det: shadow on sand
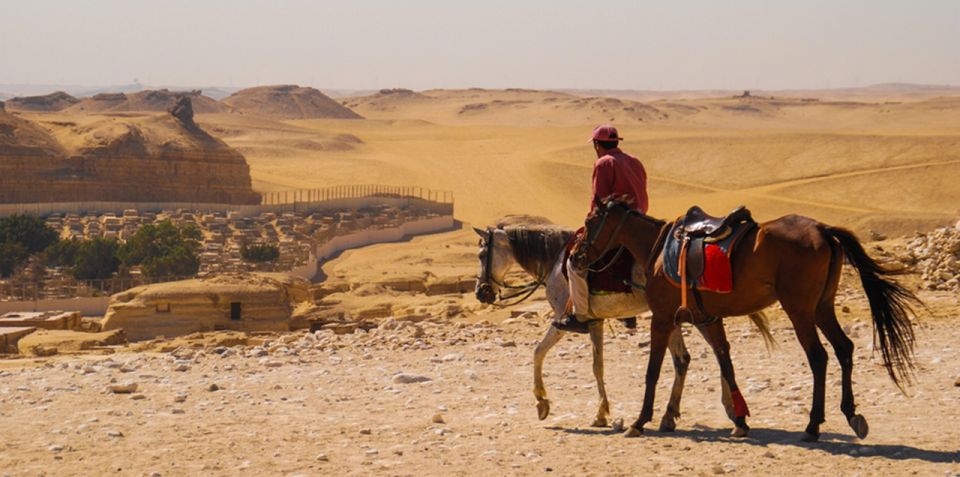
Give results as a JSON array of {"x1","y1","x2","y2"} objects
[{"x1": 548, "y1": 424, "x2": 959, "y2": 464}]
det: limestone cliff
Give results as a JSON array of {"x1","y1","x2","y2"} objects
[
  {"x1": 0, "y1": 97, "x2": 260, "y2": 204},
  {"x1": 101, "y1": 273, "x2": 310, "y2": 341}
]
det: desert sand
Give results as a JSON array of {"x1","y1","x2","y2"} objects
[{"x1": 1, "y1": 86, "x2": 959, "y2": 475}]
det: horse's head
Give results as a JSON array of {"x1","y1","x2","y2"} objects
[
  {"x1": 571, "y1": 195, "x2": 634, "y2": 270},
  {"x1": 473, "y1": 226, "x2": 514, "y2": 304}
]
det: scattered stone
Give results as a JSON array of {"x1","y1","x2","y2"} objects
[
  {"x1": 432, "y1": 413, "x2": 445, "y2": 424},
  {"x1": 171, "y1": 408, "x2": 185, "y2": 415},
  {"x1": 359, "y1": 428, "x2": 372, "y2": 435},
  {"x1": 130, "y1": 393, "x2": 146, "y2": 400},
  {"x1": 316, "y1": 453, "x2": 328, "y2": 462},
  {"x1": 174, "y1": 393, "x2": 188, "y2": 403},
  {"x1": 48, "y1": 444, "x2": 64, "y2": 452},
  {"x1": 954, "y1": 377, "x2": 960, "y2": 387},
  {"x1": 109, "y1": 382, "x2": 138, "y2": 394},
  {"x1": 712, "y1": 464, "x2": 726, "y2": 475},
  {"x1": 393, "y1": 373, "x2": 432, "y2": 384},
  {"x1": 107, "y1": 430, "x2": 124, "y2": 438},
  {"x1": 611, "y1": 418, "x2": 625, "y2": 433},
  {"x1": 207, "y1": 383, "x2": 221, "y2": 392}
]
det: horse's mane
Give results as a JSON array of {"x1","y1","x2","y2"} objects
[
  {"x1": 500, "y1": 224, "x2": 575, "y2": 276},
  {"x1": 602, "y1": 195, "x2": 667, "y2": 228}
]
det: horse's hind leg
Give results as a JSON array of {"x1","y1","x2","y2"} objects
[
  {"x1": 816, "y1": 302, "x2": 868, "y2": 439},
  {"x1": 658, "y1": 325, "x2": 691, "y2": 432},
  {"x1": 588, "y1": 321, "x2": 610, "y2": 427},
  {"x1": 534, "y1": 324, "x2": 565, "y2": 420},
  {"x1": 784, "y1": 308, "x2": 829, "y2": 442},
  {"x1": 700, "y1": 321, "x2": 751, "y2": 437}
]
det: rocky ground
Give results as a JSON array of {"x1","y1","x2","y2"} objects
[{"x1": 0, "y1": 285, "x2": 958, "y2": 476}]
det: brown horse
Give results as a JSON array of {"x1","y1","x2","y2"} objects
[{"x1": 572, "y1": 196, "x2": 919, "y2": 441}]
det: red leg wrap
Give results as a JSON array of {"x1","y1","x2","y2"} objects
[{"x1": 731, "y1": 389, "x2": 750, "y2": 417}]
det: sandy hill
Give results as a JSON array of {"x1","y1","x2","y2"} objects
[
  {"x1": 0, "y1": 98, "x2": 259, "y2": 204},
  {"x1": 222, "y1": 85, "x2": 362, "y2": 120},
  {"x1": 66, "y1": 89, "x2": 228, "y2": 114},
  {"x1": 4, "y1": 91, "x2": 79, "y2": 112},
  {"x1": 225, "y1": 88, "x2": 960, "y2": 239},
  {"x1": 344, "y1": 88, "x2": 676, "y2": 126}
]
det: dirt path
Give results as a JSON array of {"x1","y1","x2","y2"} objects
[{"x1": 0, "y1": 289, "x2": 957, "y2": 476}]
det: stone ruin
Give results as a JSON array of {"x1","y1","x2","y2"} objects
[{"x1": 895, "y1": 221, "x2": 960, "y2": 291}]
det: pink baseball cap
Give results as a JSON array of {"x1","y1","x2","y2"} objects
[{"x1": 590, "y1": 124, "x2": 623, "y2": 143}]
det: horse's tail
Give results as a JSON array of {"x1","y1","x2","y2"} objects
[
  {"x1": 747, "y1": 311, "x2": 777, "y2": 353},
  {"x1": 821, "y1": 226, "x2": 919, "y2": 391}
]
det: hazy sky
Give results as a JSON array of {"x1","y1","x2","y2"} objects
[{"x1": 2, "y1": 0, "x2": 958, "y2": 91}]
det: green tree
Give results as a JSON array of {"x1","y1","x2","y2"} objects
[
  {"x1": 72, "y1": 238, "x2": 120, "y2": 280},
  {"x1": 0, "y1": 214, "x2": 59, "y2": 254},
  {"x1": 241, "y1": 243, "x2": 280, "y2": 263},
  {"x1": 44, "y1": 239, "x2": 81, "y2": 268},
  {"x1": 0, "y1": 242, "x2": 29, "y2": 278},
  {"x1": 0, "y1": 214, "x2": 59, "y2": 277},
  {"x1": 118, "y1": 220, "x2": 201, "y2": 279}
]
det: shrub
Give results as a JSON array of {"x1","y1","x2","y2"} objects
[{"x1": 241, "y1": 243, "x2": 280, "y2": 263}]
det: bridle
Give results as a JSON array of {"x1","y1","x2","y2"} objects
[
  {"x1": 477, "y1": 228, "x2": 547, "y2": 307},
  {"x1": 577, "y1": 201, "x2": 631, "y2": 273},
  {"x1": 577, "y1": 200, "x2": 670, "y2": 278}
]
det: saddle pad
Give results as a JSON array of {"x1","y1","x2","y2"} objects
[
  {"x1": 661, "y1": 221, "x2": 753, "y2": 293},
  {"x1": 561, "y1": 228, "x2": 634, "y2": 294}
]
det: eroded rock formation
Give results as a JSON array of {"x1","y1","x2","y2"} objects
[
  {"x1": 101, "y1": 273, "x2": 310, "y2": 341},
  {"x1": 0, "y1": 100, "x2": 260, "y2": 204},
  {"x1": 5, "y1": 91, "x2": 80, "y2": 112},
  {"x1": 223, "y1": 85, "x2": 363, "y2": 119}
]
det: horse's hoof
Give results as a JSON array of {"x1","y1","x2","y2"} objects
[
  {"x1": 801, "y1": 431, "x2": 819, "y2": 443},
  {"x1": 536, "y1": 399, "x2": 550, "y2": 421},
  {"x1": 849, "y1": 414, "x2": 869, "y2": 439},
  {"x1": 592, "y1": 418, "x2": 608, "y2": 428},
  {"x1": 731, "y1": 426, "x2": 749, "y2": 438},
  {"x1": 624, "y1": 426, "x2": 643, "y2": 438},
  {"x1": 658, "y1": 416, "x2": 677, "y2": 433}
]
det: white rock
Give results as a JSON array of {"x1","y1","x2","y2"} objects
[
  {"x1": 316, "y1": 453, "x2": 328, "y2": 462},
  {"x1": 392, "y1": 373, "x2": 432, "y2": 384}
]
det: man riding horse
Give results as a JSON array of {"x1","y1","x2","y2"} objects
[{"x1": 554, "y1": 125, "x2": 649, "y2": 334}]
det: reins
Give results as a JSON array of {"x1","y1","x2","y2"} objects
[{"x1": 480, "y1": 228, "x2": 548, "y2": 308}]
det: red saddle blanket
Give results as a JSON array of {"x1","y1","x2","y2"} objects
[{"x1": 562, "y1": 229, "x2": 634, "y2": 294}]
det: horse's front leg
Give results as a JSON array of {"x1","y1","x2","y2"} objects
[
  {"x1": 658, "y1": 325, "x2": 691, "y2": 432},
  {"x1": 588, "y1": 320, "x2": 609, "y2": 427},
  {"x1": 626, "y1": 314, "x2": 672, "y2": 437},
  {"x1": 533, "y1": 322, "x2": 564, "y2": 420},
  {"x1": 700, "y1": 321, "x2": 750, "y2": 437}
]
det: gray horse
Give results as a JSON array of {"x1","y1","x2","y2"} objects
[{"x1": 474, "y1": 224, "x2": 774, "y2": 432}]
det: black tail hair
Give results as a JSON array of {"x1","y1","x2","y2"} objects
[{"x1": 822, "y1": 226, "x2": 919, "y2": 391}]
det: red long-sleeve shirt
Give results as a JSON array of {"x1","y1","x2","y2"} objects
[{"x1": 590, "y1": 148, "x2": 649, "y2": 214}]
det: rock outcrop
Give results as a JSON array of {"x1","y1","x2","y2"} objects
[
  {"x1": 67, "y1": 89, "x2": 228, "y2": 114},
  {"x1": 223, "y1": 85, "x2": 363, "y2": 119},
  {"x1": 896, "y1": 221, "x2": 960, "y2": 291},
  {"x1": 101, "y1": 273, "x2": 311, "y2": 341},
  {"x1": 0, "y1": 102, "x2": 260, "y2": 204},
  {"x1": 5, "y1": 91, "x2": 80, "y2": 112}
]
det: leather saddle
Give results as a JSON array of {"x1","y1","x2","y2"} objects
[
  {"x1": 669, "y1": 205, "x2": 755, "y2": 324},
  {"x1": 673, "y1": 206, "x2": 753, "y2": 282},
  {"x1": 679, "y1": 205, "x2": 753, "y2": 238}
]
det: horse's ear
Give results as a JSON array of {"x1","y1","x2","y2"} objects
[{"x1": 472, "y1": 226, "x2": 487, "y2": 238}]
